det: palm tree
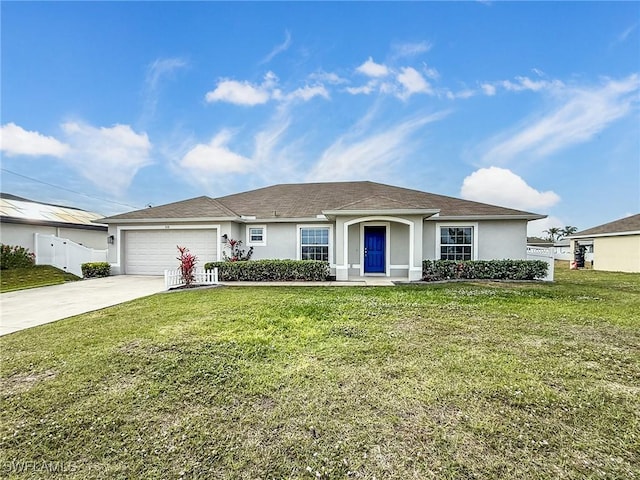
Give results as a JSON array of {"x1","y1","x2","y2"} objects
[
  {"x1": 543, "y1": 227, "x2": 561, "y2": 242},
  {"x1": 561, "y1": 226, "x2": 578, "y2": 238}
]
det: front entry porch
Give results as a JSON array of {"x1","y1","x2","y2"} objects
[{"x1": 333, "y1": 215, "x2": 424, "y2": 282}]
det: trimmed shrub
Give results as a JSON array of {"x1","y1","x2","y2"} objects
[
  {"x1": 0, "y1": 244, "x2": 36, "y2": 269},
  {"x1": 204, "y1": 259, "x2": 330, "y2": 281},
  {"x1": 422, "y1": 259, "x2": 548, "y2": 282},
  {"x1": 81, "y1": 262, "x2": 111, "y2": 278}
]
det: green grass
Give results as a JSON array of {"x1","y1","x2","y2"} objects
[
  {"x1": 0, "y1": 265, "x2": 80, "y2": 293},
  {"x1": 1, "y1": 267, "x2": 638, "y2": 479}
]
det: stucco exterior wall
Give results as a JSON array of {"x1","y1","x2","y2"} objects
[
  {"x1": 593, "y1": 235, "x2": 640, "y2": 273},
  {"x1": 1, "y1": 223, "x2": 106, "y2": 252},
  {"x1": 422, "y1": 222, "x2": 437, "y2": 260},
  {"x1": 246, "y1": 223, "x2": 298, "y2": 260},
  {"x1": 423, "y1": 219, "x2": 528, "y2": 261},
  {"x1": 477, "y1": 220, "x2": 528, "y2": 260}
]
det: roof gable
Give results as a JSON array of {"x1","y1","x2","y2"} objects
[{"x1": 334, "y1": 195, "x2": 424, "y2": 211}]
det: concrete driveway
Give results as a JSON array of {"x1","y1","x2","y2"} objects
[{"x1": 0, "y1": 276, "x2": 165, "y2": 336}]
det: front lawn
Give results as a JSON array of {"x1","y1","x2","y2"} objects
[
  {"x1": 0, "y1": 265, "x2": 80, "y2": 293},
  {"x1": 1, "y1": 268, "x2": 638, "y2": 478}
]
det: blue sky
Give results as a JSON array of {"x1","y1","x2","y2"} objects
[{"x1": 1, "y1": 2, "x2": 638, "y2": 235}]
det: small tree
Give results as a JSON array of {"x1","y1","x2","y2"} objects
[
  {"x1": 177, "y1": 245, "x2": 198, "y2": 286},
  {"x1": 543, "y1": 227, "x2": 562, "y2": 242},
  {"x1": 222, "y1": 238, "x2": 253, "y2": 262},
  {"x1": 561, "y1": 226, "x2": 578, "y2": 238}
]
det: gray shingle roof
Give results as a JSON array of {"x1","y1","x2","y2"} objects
[
  {"x1": 100, "y1": 181, "x2": 544, "y2": 222},
  {"x1": 572, "y1": 214, "x2": 640, "y2": 237},
  {"x1": 215, "y1": 181, "x2": 541, "y2": 218},
  {"x1": 100, "y1": 196, "x2": 237, "y2": 221}
]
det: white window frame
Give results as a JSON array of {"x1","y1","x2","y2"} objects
[
  {"x1": 435, "y1": 223, "x2": 479, "y2": 261},
  {"x1": 246, "y1": 224, "x2": 267, "y2": 247},
  {"x1": 296, "y1": 224, "x2": 333, "y2": 263}
]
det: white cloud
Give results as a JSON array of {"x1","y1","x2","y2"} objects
[
  {"x1": 396, "y1": 67, "x2": 432, "y2": 99},
  {"x1": 307, "y1": 111, "x2": 448, "y2": 182},
  {"x1": 422, "y1": 63, "x2": 440, "y2": 80},
  {"x1": 481, "y1": 83, "x2": 497, "y2": 96},
  {"x1": 345, "y1": 80, "x2": 378, "y2": 96},
  {"x1": 288, "y1": 85, "x2": 330, "y2": 102},
  {"x1": 142, "y1": 57, "x2": 189, "y2": 125},
  {"x1": 460, "y1": 166, "x2": 560, "y2": 211},
  {"x1": 205, "y1": 72, "x2": 278, "y2": 106},
  {"x1": 356, "y1": 57, "x2": 389, "y2": 78},
  {"x1": 260, "y1": 30, "x2": 292, "y2": 64},
  {"x1": 0, "y1": 123, "x2": 69, "y2": 157},
  {"x1": 391, "y1": 41, "x2": 432, "y2": 58},
  {"x1": 614, "y1": 22, "x2": 638, "y2": 45},
  {"x1": 205, "y1": 72, "x2": 327, "y2": 106},
  {"x1": 481, "y1": 74, "x2": 640, "y2": 164},
  {"x1": 309, "y1": 71, "x2": 347, "y2": 84},
  {"x1": 501, "y1": 76, "x2": 564, "y2": 92},
  {"x1": 446, "y1": 88, "x2": 476, "y2": 100},
  {"x1": 60, "y1": 122, "x2": 152, "y2": 195},
  {"x1": 146, "y1": 57, "x2": 188, "y2": 91},
  {"x1": 180, "y1": 130, "x2": 252, "y2": 174}
]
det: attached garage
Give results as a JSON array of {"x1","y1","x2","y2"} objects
[{"x1": 124, "y1": 228, "x2": 218, "y2": 275}]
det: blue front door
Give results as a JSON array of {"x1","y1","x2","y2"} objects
[{"x1": 364, "y1": 226, "x2": 385, "y2": 274}]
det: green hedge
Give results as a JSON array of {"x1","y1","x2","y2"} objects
[
  {"x1": 81, "y1": 262, "x2": 111, "y2": 278},
  {"x1": 204, "y1": 260, "x2": 330, "y2": 281},
  {"x1": 1, "y1": 244, "x2": 36, "y2": 269},
  {"x1": 422, "y1": 259, "x2": 548, "y2": 281}
]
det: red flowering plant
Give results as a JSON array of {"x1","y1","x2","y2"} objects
[
  {"x1": 222, "y1": 238, "x2": 253, "y2": 262},
  {"x1": 177, "y1": 245, "x2": 198, "y2": 286}
]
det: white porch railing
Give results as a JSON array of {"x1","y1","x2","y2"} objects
[
  {"x1": 526, "y1": 246, "x2": 554, "y2": 281},
  {"x1": 34, "y1": 233, "x2": 108, "y2": 277},
  {"x1": 164, "y1": 267, "x2": 219, "y2": 290}
]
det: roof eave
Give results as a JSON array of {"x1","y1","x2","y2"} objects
[
  {"x1": 1, "y1": 216, "x2": 108, "y2": 231},
  {"x1": 322, "y1": 208, "x2": 440, "y2": 219},
  {"x1": 99, "y1": 216, "x2": 240, "y2": 224},
  {"x1": 568, "y1": 230, "x2": 640, "y2": 239},
  {"x1": 426, "y1": 214, "x2": 547, "y2": 221}
]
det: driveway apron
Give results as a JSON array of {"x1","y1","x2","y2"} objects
[{"x1": 0, "y1": 276, "x2": 164, "y2": 336}]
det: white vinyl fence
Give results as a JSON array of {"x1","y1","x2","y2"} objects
[
  {"x1": 526, "y1": 246, "x2": 554, "y2": 281},
  {"x1": 164, "y1": 267, "x2": 219, "y2": 290},
  {"x1": 34, "y1": 233, "x2": 107, "y2": 277}
]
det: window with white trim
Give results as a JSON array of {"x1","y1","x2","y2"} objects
[
  {"x1": 300, "y1": 227, "x2": 329, "y2": 261},
  {"x1": 246, "y1": 225, "x2": 266, "y2": 246},
  {"x1": 440, "y1": 226, "x2": 473, "y2": 260}
]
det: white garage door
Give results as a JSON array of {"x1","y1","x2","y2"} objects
[{"x1": 124, "y1": 229, "x2": 218, "y2": 275}]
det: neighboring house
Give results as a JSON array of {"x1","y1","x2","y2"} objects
[
  {"x1": 99, "y1": 181, "x2": 546, "y2": 280},
  {"x1": 0, "y1": 193, "x2": 108, "y2": 252},
  {"x1": 527, "y1": 237, "x2": 554, "y2": 248},
  {"x1": 568, "y1": 214, "x2": 640, "y2": 273}
]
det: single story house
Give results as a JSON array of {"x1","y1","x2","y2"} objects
[
  {"x1": 99, "y1": 181, "x2": 546, "y2": 280},
  {"x1": 568, "y1": 214, "x2": 640, "y2": 273},
  {"x1": 0, "y1": 193, "x2": 107, "y2": 251}
]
